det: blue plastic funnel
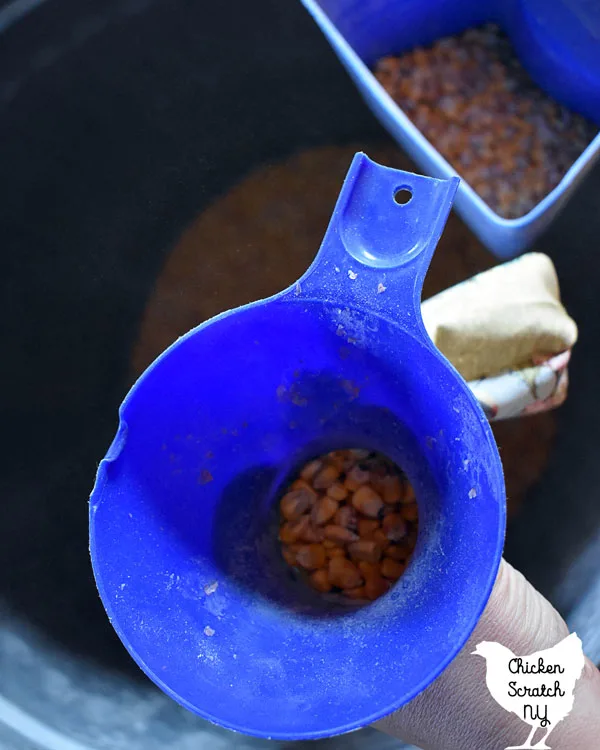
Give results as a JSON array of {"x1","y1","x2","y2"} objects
[{"x1": 89, "y1": 154, "x2": 505, "y2": 740}]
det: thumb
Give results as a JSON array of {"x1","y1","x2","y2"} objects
[{"x1": 375, "y1": 559, "x2": 600, "y2": 749}]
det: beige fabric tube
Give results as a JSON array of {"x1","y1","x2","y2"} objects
[{"x1": 422, "y1": 253, "x2": 578, "y2": 382}]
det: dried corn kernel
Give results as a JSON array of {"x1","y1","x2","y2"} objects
[
  {"x1": 326, "y1": 451, "x2": 347, "y2": 471},
  {"x1": 300, "y1": 459, "x2": 323, "y2": 482},
  {"x1": 345, "y1": 586, "x2": 368, "y2": 600},
  {"x1": 278, "y1": 448, "x2": 418, "y2": 603},
  {"x1": 334, "y1": 504, "x2": 357, "y2": 529},
  {"x1": 344, "y1": 465, "x2": 370, "y2": 491},
  {"x1": 364, "y1": 573, "x2": 390, "y2": 601},
  {"x1": 328, "y1": 556, "x2": 363, "y2": 589},
  {"x1": 297, "y1": 517, "x2": 324, "y2": 543},
  {"x1": 291, "y1": 478, "x2": 315, "y2": 492},
  {"x1": 380, "y1": 475, "x2": 403, "y2": 505},
  {"x1": 280, "y1": 488, "x2": 314, "y2": 521},
  {"x1": 348, "y1": 540, "x2": 383, "y2": 564},
  {"x1": 309, "y1": 568, "x2": 332, "y2": 593},
  {"x1": 371, "y1": 528, "x2": 391, "y2": 551},
  {"x1": 381, "y1": 558, "x2": 406, "y2": 580},
  {"x1": 311, "y1": 495, "x2": 339, "y2": 526},
  {"x1": 323, "y1": 524, "x2": 359, "y2": 544},
  {"x1": 382, "y1": 513, "x2": 407, "y2": 541},
  {"x1": 295, "y1": 543, "x2": 327, "y2": 570},
  {"x1": 279, "y1": 522, "x2": 299, "y2": 544},
  {"x1": 358, "y1": 561, "x2": 379, "y2": 577},
  {"x1": 357, "y1": 518, "x2": 380, "y2": 539},
  {"x1": 351, "y1": 485, "x2": 384, "y2": 518},
  {"x1": 327, "y1": 482, "x2": 349, "y2": 501},
  {"x1": 313, "y1": 464, "x2": 341, "y2": 489}
]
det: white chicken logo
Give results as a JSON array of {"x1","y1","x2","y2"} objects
[{"x1": 472, "y1": 632, "x2": 584, "y2": 749}]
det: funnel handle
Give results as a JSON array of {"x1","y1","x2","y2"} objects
[{"x1": 289, "y1": 153, "x2": 459, "y2": 338}]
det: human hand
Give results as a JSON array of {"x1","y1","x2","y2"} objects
[{"x1": 376, "y1": 559, "x2": 600, "y2": 749}]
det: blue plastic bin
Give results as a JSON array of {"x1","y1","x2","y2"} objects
[{"x1": 301, "y1": 0, "x2": 600, "y2": 258}]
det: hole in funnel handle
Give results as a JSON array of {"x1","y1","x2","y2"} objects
[{"x1": 394, "y1": 187, "x2": 413, "y2": 205}]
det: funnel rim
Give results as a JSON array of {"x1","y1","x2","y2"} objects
[{"x1": 90, "y1": 295, "x2": 506, "y2": 740}]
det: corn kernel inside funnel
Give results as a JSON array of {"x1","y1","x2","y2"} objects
[{"x1": 279, "y1": 449, "x2": 419, "y2": 602}]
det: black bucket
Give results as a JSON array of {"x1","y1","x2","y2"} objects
[{"x1": 1, "y1": 0, "x2": 598, "y2": 748}]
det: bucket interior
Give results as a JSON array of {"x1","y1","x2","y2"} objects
[{"x1": 2, "y1": 0, "x2": 600, "y2": 747}]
